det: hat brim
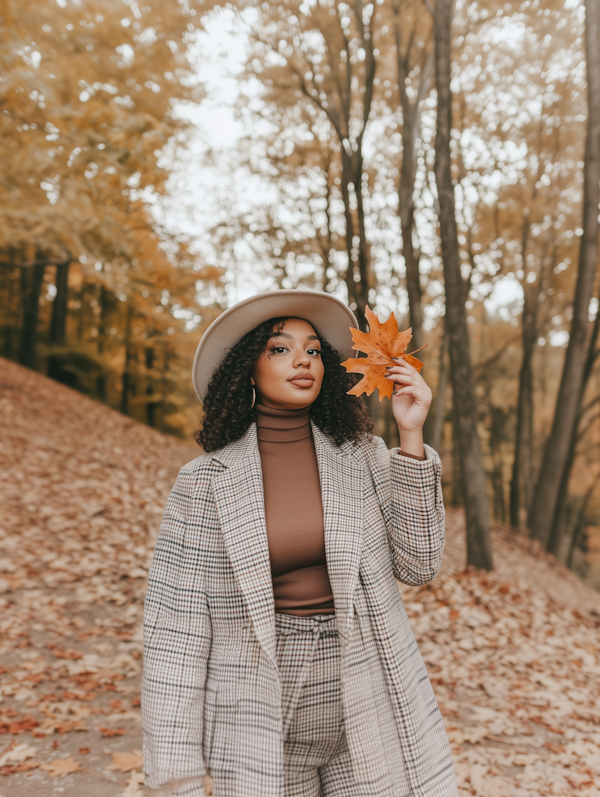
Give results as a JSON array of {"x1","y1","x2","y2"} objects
[{"x1": 192, "y1": 290, "x2": 359, "y2": 401}]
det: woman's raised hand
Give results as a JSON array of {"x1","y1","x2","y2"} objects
[{"x1": 385, "y1": 359, "x2": 432, "y2": 456}]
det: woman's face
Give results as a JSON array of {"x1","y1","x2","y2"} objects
[{"x1": 252, "y1": 318, "x2": 325, "y2": 410}]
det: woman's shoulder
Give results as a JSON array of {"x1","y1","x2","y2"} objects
[
  {"x1": 178, "y1": 451, "x2": 213, "y2": 474},
  {"x1": 173, "y1": 451, "x2": 216, "y2": 489},
  {"x1": 354, "y1": 433, "x2": 387, "y2": 456},
  {"x1": 349, "y1": 434, "x2": 388, "y2": 473}
]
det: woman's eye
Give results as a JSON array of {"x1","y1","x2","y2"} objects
[
  {"x1": 307, "y1": 348, "x2": 321, "y2": 357},
  {"x1": 271, "y1": 346, "x2": 288, "y2": 354}
]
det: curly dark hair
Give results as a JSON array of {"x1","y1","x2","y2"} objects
[{"x1": 196, "y1": 317, "x2": 373, "y2": 452}]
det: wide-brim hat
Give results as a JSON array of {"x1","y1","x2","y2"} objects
[{"x1": 192, "y1": 289, "x2": 358, "y2": 401}]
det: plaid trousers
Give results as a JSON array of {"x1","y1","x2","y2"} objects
[{"x1": 248, "y1": 614, "x2": 409, "y2": 797}]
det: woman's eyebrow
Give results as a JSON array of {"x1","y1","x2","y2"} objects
[{"x1": 270, "y1": 332, "x2": 320, "y2": 342}]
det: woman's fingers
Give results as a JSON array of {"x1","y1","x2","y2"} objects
[
  {"x1": 386, "y1": 364, "x2": 426, "y2": 380},
  {"x1": 391, "y1": 385, "x2": 428, "y2": 400},
  {"x1": 385, "y1": 371, "x2": 430, "y2": 392},
  {"x1": 392, "y1": 357, "x2": 422, "y2": 374},
  {"x1": 385, "y1": 371, "x2": 417, "y2": 383}
]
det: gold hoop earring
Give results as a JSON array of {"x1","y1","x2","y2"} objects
[{"x1": 250, "y1": 386, "x2": 256, "y2": 409}]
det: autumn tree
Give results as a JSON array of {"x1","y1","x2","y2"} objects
[
  {"x1": 385, "y1": 0, "x2": 433, "y2": 351},
  {"x1": 0, "y1": 0, "x2": 223, "y2": 436},
  {"x1": 433, "y1": 0, "x2": 493, "y2": 569},
  {"x1": 529, "y1": 0, "x2": 600, "y2": 550},
  {"x1": 0, "y1": 0, "x2": 202, "y2": 363},
  {"x1": 213, "y1": 0, "x2": 385, "y2": 328}
]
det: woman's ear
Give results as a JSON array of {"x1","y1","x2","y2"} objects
[{"x1": 250, "y1": 377, "x2": 256, "y2": 387}]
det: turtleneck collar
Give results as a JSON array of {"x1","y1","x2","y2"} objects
[{"x1": 255, "y1": 403, "x2": 312, "y2": 443}]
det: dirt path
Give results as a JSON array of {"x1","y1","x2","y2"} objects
[{"x1": 1, "y1": 358, "x2": 600, "y2": 796}]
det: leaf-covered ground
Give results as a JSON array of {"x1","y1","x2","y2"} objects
[{"x1": 1, "y1": 357, "x2": 599, "y2": 796}]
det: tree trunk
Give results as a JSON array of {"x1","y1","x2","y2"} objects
[
  {"x1": 49, "y1": 261, "x2": 70, "y2": 344},
  {"x1": 392, "y1": 1, "x2": 433, "y2": 351},
  {"x1": 567, "y1": 468, "x2": 600, "y2": 569},
  {"x1": 320, "y1": 155, "x2": 335, "y2": 293},
  {"x1": 340, "y1": 158, "x2": 368, "y2": 329},
  {"x1": 430, "y1": 331, "x2": 449, "y2": 451},
  {"x1": 434, "y1": 0, "x2": 493, "y2": 569},
  {"x1": 529, "y1": 0, "x2": 600, "y2": 549},
  {"x1": 451, "y1": 398, "x2": 462, "y2": 507},
  {"x1": 19, "y1": 264, "x2": 46, "y2": 369},
  {"x1": 396, "y1": 77, "x2": 423, "y2": 348},
  {"x1": 159, "y1": 347, "x2": 171, "y2": 433},
  {"x1": 121, "y1": 303, "x2": 133, "y2": 415},
  {"x1": 47, "y1": 260, "x2": 72, "y2": 384},
  {"x1": 547, "y1": 302, "x2": 600, "y2": 555},
  {"x1": 509, "y1": 280, "x2": 537, "y2": 527},
  {"x1": 400, "y1": 176, "x2": 423, "y2": 351},
  {"x1": 489, "y1": 404, "x2": 507, "y2": 522},
  {"x1": 96, "y1": 284, "x2": 108, "y2": 401},
  {"x1": 339, "y1": 147, "x2": 372, "y2": 330},
  {"x1": 1, "y1": 260, "x2": 18, "y2": 359},
  {"x1": 146, "y1": 344, "x2": 159, "y2": 428}
]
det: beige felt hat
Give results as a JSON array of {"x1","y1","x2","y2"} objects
[{"x1": 192, "y1": 289, "x2": 359, "y2": 401}]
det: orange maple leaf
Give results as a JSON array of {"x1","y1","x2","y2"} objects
[
  {"x1": 341, "y1": 306, "x2": 425, "y2": 401},
  {"x1": 40, "y1": 756, "x2": 82, "y2": 778}
]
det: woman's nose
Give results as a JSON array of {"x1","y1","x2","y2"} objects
[{"x1": 294, "y1": 349, "x2": 310, "y2": 367}]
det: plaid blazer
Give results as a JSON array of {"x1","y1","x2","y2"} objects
[{"x1": 142, "y1": 424, "x2": 458, "y2": 797}]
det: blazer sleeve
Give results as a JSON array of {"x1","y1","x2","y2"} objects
[
  {"x1": 142, "y1": 461, "x2": 212, "y2": 796},
  {"x1": 376, "y1": 438, "x2": 446, "y2": 586}
]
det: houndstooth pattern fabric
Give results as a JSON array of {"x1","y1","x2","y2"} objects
[
  {"x1": 276, "y1": 613, "x2": 409, "y2": 797},
  {"x1": 142, "y1": 424, "x2": 458, "y2": 797}
]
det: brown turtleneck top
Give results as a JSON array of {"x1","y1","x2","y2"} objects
[
  {"x1": 255, "y1": 403, "x2": 335, "y2": 616},
  {"x1": 255, "y1": 403, "x2": 425, "y2": 616}
]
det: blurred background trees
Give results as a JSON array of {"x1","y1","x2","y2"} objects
[
  {"x1": 2, "y1": 0, "x2": 600, "y2": 583},
  {"x1": 0, "y1": 0, "x2": 223, "y2": 435}
]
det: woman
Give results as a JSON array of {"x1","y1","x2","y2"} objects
[{"x1": 142, "y1": 290, "x2": 458, "y2": 797}]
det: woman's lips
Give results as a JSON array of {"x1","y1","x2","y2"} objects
[{"x1": 288, "y1": 373, "x2": 314, "y2": 388}]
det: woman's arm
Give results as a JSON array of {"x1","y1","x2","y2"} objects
[
  {"x1": 384, "y1": 441, "x2": 446, "y2": 584},
  {"x1": 142, "y1": 461, "x2": 212, "y2": 796},
  {"x1": 381, "y1": 359, "x2": 445, "y2": 584}
]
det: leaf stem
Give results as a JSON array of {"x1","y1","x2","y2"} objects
[{"x1": 405, "y1": 344, "x2": 428, "y2": 357}]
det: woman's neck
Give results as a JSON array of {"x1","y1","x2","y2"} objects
[{"x1": 255, "y1": 403, "x2": 311, "y2": 442}]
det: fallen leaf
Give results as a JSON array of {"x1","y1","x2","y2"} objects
[
  {"x1": 50, "y1": 648, "x2": 83, "y2": 661},
  {"x1": 121, "y1": 769, "x2": 145, "y2": 796},
  {"x1": 0, "y1": 743, "x2": 37, "y2": 767},
  {"x1": 98, "y1": 726, "x2": 126, "y2": 737},
  {"x1": 40, "y1": 756, "x2": 82, "y2": 777},
  {"x1": 0, "y1": 717, "x2": 39, "y2": 735},
  {"x1": 543, "y1": 742, "x2": 566, "y2": 753},
  {"x1": 341, "y1": 306, "x2": 425, "y2": 401},
  {"x1": 63, "y1": 690, "x2": 96, "y2": 701},
  {"x1": 0, "y1": 760, "x2": 41, "y2": 775},
  {"x1": 110, "y1": 749, "x2": 143, "y2": 772}
]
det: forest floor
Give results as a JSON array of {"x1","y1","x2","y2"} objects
[{"x1": 1, "y1": 357, "x2": 600, "y2": 797}]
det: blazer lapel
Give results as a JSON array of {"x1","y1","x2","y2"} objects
[
  {"x1": 311, "y1": 425, "x2": 364, "y2": 642},
  {"x1": 210, "y1": 425, "x2": 277, "y2": 668}
]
